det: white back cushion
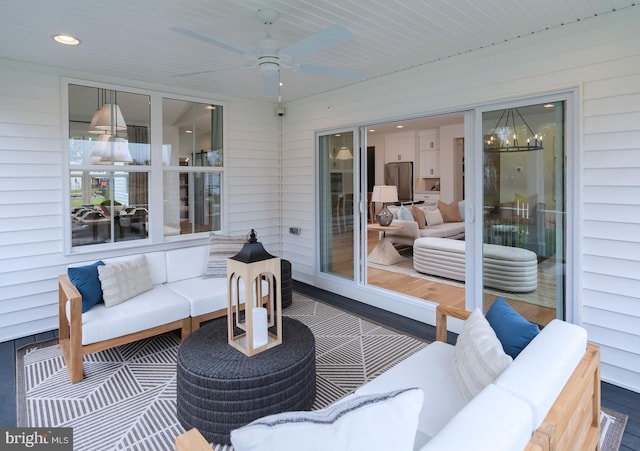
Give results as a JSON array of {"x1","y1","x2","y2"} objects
[
  {"x1": 165, "y1": 245, "x2": 209, "y2": 283},
  {"x1": 494, "y1": 319, "x2": 587, "y2": 430}
]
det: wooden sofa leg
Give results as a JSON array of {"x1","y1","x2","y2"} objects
[
  {"x1": 181, "y1": 318, "x2": 192, "y2": 341},
  {"x1": 69, "y1": 347, "x2": 84, "y2": 384},
  {"x1": 60, "y1": 337, "x2": 84, "y2": 384},
  {"x1": 190, "y1": 317, "x2": 201, "y2": 335}
]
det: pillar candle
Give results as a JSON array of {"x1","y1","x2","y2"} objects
[{"x1": 252, "y1": 307, "x2": 268, "y2": 348}]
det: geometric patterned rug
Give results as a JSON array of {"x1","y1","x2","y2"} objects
[{"x1": 16, "y1": 293, "x2": 429, "y2": 450}]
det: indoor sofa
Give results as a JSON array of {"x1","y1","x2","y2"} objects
[
  {"x1": 176, "y1": 303, "x2": 600, "y2": 451},
  {"x1": 385, "y1": 202, "x2": 465, "y2": 247},
  {"x1": 58, "y1": 243, "x2": 270, "y2": 383}
]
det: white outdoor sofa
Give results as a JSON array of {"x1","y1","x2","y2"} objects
[
  {"x1": 177, "y1": 304, "x2": 600, "y2": 451},
  {"x1": 58, "y1": 244, "x2": 261, "y2": 383}
]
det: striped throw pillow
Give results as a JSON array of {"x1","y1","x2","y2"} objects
[{"x1": 203, "y1": 235, "x2": 247, "y2": 278}]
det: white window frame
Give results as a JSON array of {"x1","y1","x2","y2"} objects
[{"x1": 62, "y1": 79, "x2": 227, "y2": 254}]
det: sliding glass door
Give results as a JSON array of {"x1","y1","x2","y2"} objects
[
  {"x1": 481, "y1": 100, "x2": 567, "y2": 324},
  {"x1": 315, "y1": 97, "x2": 573, "y2": 327},
  {"x1": 319, "y1": 130, "x2": 358, "y2": 280}
]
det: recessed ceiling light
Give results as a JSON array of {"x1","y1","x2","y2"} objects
[
  {"x1": 368, "y1": 129, "x2": 375, "y2": 133},
  {"x1": 53, "y1": 34, "x2": 80, "y2": 45},
  {"x1": 205, "y1": 105, "x2": 216, "y2": 110},
  {"x1": 279, "y1": 81, "x2": 284, "y2": 87},
  {"x1": 543, "y1": 103, "x2": 555, "y2": 108},
  {"x1": 185, "y1": 130, "x2": 193, "y2": 134},
  {"x1": 396, "y1": 125, "x2": 404, "y2": 129}
]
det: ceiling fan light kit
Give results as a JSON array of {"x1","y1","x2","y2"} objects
[{"x1": 171, "y1": 9, "x2": 366, "y2": 98}]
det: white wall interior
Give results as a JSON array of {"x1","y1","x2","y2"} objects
[{"x1": 281, "y1": 8, "x2": 640, "y2": 393}]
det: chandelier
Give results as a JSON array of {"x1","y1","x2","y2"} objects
[{"x1": 484, "y1": 108, "x2": 543, "y2": 153}]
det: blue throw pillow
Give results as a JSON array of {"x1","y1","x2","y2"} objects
[
  {"x1": 67, "y1": 261, "x2": 105, "y2": 313},
  {"x1": 485, "y1": 297, "x2": 539, "y2": 359}
]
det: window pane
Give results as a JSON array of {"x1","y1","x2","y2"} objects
[
  {"x1": 163, "y1": 171, "x2": 220, "y2": 236},
  {"x1": 162, "y1": 98, "x2": 223, "y2": 237},
  {"x1": 68, "y1": 84, "x2": 150, "y2": 166},
  {"x1": 161, "y1": 99, "x2": 223, "y2": 167},
  {"x1": 70, "y1": 170, "x2": 149, "y2": 246}
]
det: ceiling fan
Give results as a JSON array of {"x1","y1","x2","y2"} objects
[{"x1": 171, "y1": 9, "x2": 366, "y2": 97}]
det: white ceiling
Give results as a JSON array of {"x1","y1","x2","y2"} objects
[{"x1": 1, "y1": 1, "x2": 635, "y2": 103}]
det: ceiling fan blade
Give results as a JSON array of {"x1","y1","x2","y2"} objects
[
  {"x1": 170, "y1": 27, "x2": 253, "y2": 59},
  {"x1": 172, "y1": 64, "x2": 256, "y2": 78},
  {"x1": 296, "y1": 63, "x2": 366, "y2": 80},
  {"x1": 261, "y1": 69, "x2": 280, "y2": 97},
  {"x1": 279, "y1": 24, "x2": 353, "y2": 61}
]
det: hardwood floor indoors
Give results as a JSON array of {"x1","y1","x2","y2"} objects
[{"x1": 365, "y1": 230, "x2": 556, "y2": 326}]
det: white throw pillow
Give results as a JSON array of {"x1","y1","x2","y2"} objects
[
  {"x1": 397, "y1": 205, "x2": 414, "y2": 221},
  {"x1": 454, "y1": 308, "x2": 512, "y2": 401},
  {"x1": 425, "y1": 208, "x2": 444, "y2": 226},
  {"x1": 230, "y1": 388, "x2": 423, "y2": 451},
  {"x1": 98, "y1": 255, "x2": 153, "y2": 308}
]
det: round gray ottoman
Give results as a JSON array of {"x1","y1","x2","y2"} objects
[{"x1": 176, "y1": 316, "x2": 316, "y2": 445}]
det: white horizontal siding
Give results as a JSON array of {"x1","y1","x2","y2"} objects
[
  {"x1": 282, "y1": 7, "x2": 640, "y2": 391},
  {"x1": 0, "y1": 61, "x2": 280, "y2": 342}
]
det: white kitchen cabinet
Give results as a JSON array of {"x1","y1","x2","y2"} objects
[
  {"x1": 414, "y1": 192, "x2": 440, "y2": 204},
  {"x1": 419, "y1": 130, "x2": 440, "y2": 177},
  {"x1": 420, "y1": 150, "x2": 440, "y2": 177},
  {"x1": 384, "y1": 131, "x2": 417, "y2": 163}
]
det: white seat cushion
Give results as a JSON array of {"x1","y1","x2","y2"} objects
[
  {"x1": 352, "y1": 341, "x2": 467, "y2": 446},
  {"x1": 68, "y1": 284, "x2": 190, "y2": 345},
  {"x1": 420, "y1": 384, "x2": 533, "y2": 451},
  {"x1": 166, "y1": 277, "x2": 228, "y2": 317},
  {"x1": 167, "y1": 277, "x2": 270, "y2": 317},
  {"x1": 418, "y1": 223, "x2": 465, "y2": 239}
]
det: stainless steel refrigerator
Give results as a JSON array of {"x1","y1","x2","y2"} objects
[{"x1": 384, "y1": 162, "x2": 413, "y2": 203}]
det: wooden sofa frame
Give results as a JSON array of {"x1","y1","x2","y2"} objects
[
  {"x1": 176, "y1": 304, "x2": 601, "y2": 451},
  {"x1": 437, "y1": 305, "x2": 601, "y2": 451},
  {"x1": 58, "y1": 275, "x2": 192, "y2": 384}
]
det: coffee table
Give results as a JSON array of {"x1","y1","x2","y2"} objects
[{"x1": 176, "y1": 316, "x2": 316, "y2": 445}]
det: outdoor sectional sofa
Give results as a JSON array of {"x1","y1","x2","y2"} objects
[
  {"x1": 177, "y1": 303, "x2": 600, "y2": 451},
  {"x1": 58, "y1": 242, "x2": 276, "y2": 383}
]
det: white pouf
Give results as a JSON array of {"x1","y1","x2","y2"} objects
[{"x1": 413, "y1": 237, "x2": 538, "y2": 292}]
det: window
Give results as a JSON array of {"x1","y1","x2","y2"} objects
[
  {"x1": 67, "y1": 83, "x2": 223, "y2": 250},
  {"x1": 162, "y1": 98, "x2": 223, "y2": 237}
]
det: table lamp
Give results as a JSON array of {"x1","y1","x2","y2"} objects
[{"x1": 372, "y1": 185, "x2": 398, "y2": 226}]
